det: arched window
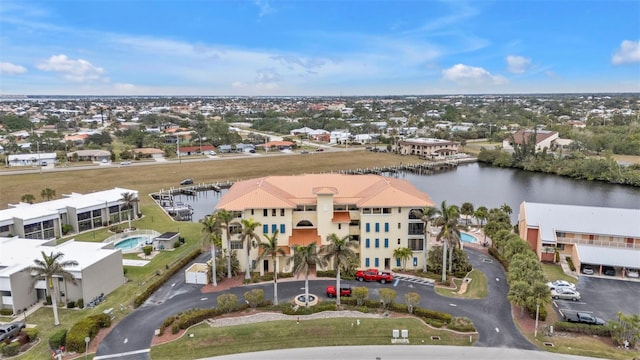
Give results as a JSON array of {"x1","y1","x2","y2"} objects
[{"x1": 296, "y1": 220, "x2": 314, "y2": 227}]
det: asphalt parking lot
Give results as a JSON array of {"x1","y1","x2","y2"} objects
[{"x1": 552, "y1": 276, "x2": 640, "y2": 322}]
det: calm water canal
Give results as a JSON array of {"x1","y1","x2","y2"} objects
[{"x1": 175, "y1": 163, "x2": 640, "y2": 223}]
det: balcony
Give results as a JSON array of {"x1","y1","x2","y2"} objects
[{"x1": 557, "y1": 237, "x2": 640, "y2": 249}]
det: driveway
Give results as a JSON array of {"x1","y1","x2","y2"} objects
[
  {"x1": 96, "y1": 248, "x2": 535, "y2": 359},
  {"x1": 553, "y1": 276, "x2": 640, "y2": 321}
]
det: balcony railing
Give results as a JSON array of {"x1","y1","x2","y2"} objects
[{"x1": 557, "y1": 236, "x2": 640, "y2": 249}]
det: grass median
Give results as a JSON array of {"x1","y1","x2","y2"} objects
[{"x1": 150, "y1": 317, "x2": 475, "y2": 359}]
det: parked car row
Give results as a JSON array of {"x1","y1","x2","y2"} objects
[
  {"x1": 326, "y1": 268, "x2": 394, "y2": 298},
  {"x1": 580, "y1": 264, "x2": 638, "y2": 278}
]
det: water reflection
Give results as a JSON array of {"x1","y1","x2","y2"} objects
[{"x1": 173, "y1": 163, "x2": 640, "y2": 223}]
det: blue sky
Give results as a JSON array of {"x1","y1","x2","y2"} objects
[{"x1": 1, "y1": 0, "x2": 639, "y2": 96}]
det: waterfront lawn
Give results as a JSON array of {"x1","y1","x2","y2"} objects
[
  {"x1": 150, "y1": 317, "x2": 475, "y2": 359},
  {"x1": 434, "y1": 270, "x2": 488, "y2": 299}
]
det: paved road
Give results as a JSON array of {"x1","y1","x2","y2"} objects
[
  {"x1": 95, "y1": 248, "x2": 535, "y2": 360},
  {"x1": 202, "y1": 345, "x2": 602, "y2": 360}
]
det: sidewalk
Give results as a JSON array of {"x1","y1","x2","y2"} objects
[{"x1": 201, "y1": 272, "x2": 333, "y2": 294}]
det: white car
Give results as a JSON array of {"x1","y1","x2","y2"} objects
[
  {"x1": 551, "y1": 288, "x2": 581, "y2": 301},
  {"x1": 625, "y1": 268, "x2": 639, "y2": 278},
  {"x1": 546, "y1": 280, "x2": 576, "y2": 291}
]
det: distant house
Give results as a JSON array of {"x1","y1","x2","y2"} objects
[
  {"x1": 397, "y1": 138, "x2": 458, "y2": 158},
  {"x1": 502, "y1": 129, "x2": 559, "y2": 152},
  {"x1": 7, "y1": 153, "x2": 57, "y2": 167},
  {"x1": 67, "y1": 150, "x2": 111, "y2": 162},
  {"x1": 261, "y1": 141, "x2": 295, "y2": 151},
  {"x1": 218, "y1": 144, "x2": 233, "y2": 153}
]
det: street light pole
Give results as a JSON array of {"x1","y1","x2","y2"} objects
[{"x1": 534, "y1": 301, "x2": 540, "y2": 337}]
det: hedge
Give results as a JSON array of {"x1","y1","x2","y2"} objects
[
  {"x1": 23, "y1": 327, "x2": 38, "y2": 342},
  {"x1": 553, "y1": 321, "x2": 611, "y2": 337},
  {"x1": 66, "y1": 314, "x2": 111, "y2": 353},
  {"x1": 134, "y1": 248, "x2": 202, "y2": 308},
  {"x1": 1, "y1": 342, "x2": 20, "y2": 357},
  {"x1": 48, "y1": 329, "x2": 67, "y2": 350}
]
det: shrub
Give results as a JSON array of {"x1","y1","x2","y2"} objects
[
  {"x1": 46, "y1": 295, "x2": 52, "y2": 305},
  {"x1": 134, "y1": 248, "x2": 201, "y2": 307},
  {"x1": 447, "y1": 317, "x2": 476, "y2": 332},
  {"x1": 378, "y1": 288, "x2": 397, "y2": 309},
  {"x1": 316, "y1": 270, "x2": 336, "y2": 278},
  {"x1": 352, "y1": 286, "x2": 369, "y2": 306},
  {"x1": 0, "y1": 308, "x2": 12, "y2": 316},
  {"x1": 61, "y1": 224, "x2": 73, "y2": 235},
  {"x1": 49, "y1": 329, "x2": 67, "y2": 350},
  {"x1": 413, "y1": 308, "x2": 453, "y2": 323},
  {"x1": 67, "y1": 300, "x2": 76, "y2": 309},
  {"x1": 159, "y1": 316, "x2": 176, "y2": 335},
  {"x1": 171, "y1": 323, "x2": 180, "y2": 334},
  {"x1": 554, "y1": 321, "x2": 611, "y2": 337},
  {"x1": 566, "y1": 256, "x2": 576, "y2": 271},
  {"x1": 1, "y1": 342, "x2": 20, "y2": 357},
  {"x1": 244, "y1": 289, "x2": 264, "y2": 308},
  {"x1": 76, "y1": 298, "x2": 84, "y2": 309},
  {"x1": 65, "y1": 314, "x2": 111, "y2": 353},
  {"x1": 173, "y1": 240, "x2": 182, "y2": 248},
  {"x1": 142, "y1": 245, "x2": 153, "y2": 256},
  {"x1": 23, "y1": 327, "x2": 38, "y2": 342},
  {"x1": 217, "y1": 293, "x2": 238, "y2": 313}
]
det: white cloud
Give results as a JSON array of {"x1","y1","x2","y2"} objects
[
  {"x1": 254, "y1": 0, "x2": 275, "y2": 18},
  {"x1": 442, "y1": 64, "x2": 507, "y2": 85},
  {"x1": 506, "y1": 55, "x2": 531, "y2": 74},
  {"x1": 612, "y1": 40, "x2": 640, "y2": 65},
  {"x1": 36, "y1": 54, "x2": 105, "y2": 82},
  {"x1": 0, "y1": 62, "x2": 28, "y2": 75}
]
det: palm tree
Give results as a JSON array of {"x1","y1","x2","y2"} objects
[
  {"x1": 288, "y1": 242, "x2": 325, "y2": 307},
  {"x1": 120, "y1": 192, "x2": 138, "y2": 229},
  {"x1": 434, "y1": 201, "x2": 466, "y2": 282},
  {"x1": 474, "y1": 206, "x2": 489, "y2": 228},
  {"x1": 320, "y1": 234, "x2": 357, "y2": 306},
  {"x1": 29, "y1": 251, "x2": 78, "y2": 326},
  {"x1": 21, "y1": 194, "x2": 36, "y2": 204},
  {"x1": 200, "y1": 214, "x2": 220, "y2": 287},
  {"x1": 501, "y1": 203, "x2": 513, "y2": 216},
  {"x1": 215, "y1": 209, "x2": 236, "y2": 279},
  {"x1": 411, "y1": 206, "x2": 439, "y2": 272},
  {"x1": 393, "y1": 247, "x2": 413, "y2": 272},
  {"x1": 460, "y1": 202, "x2": 474, "y2": 225},
  {"x1": 256, "y1": 230, "x2": 285, "y2": 305},
  {"x1": 240, "y1": 218, "x2": 261, "y2": 280},
  {"x1": 40, "y1": 188, "x2": 56, "y2": 201}
]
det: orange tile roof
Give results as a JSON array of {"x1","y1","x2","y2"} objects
[
  {"x1": 216, "y1": 174, "x2": 433, "y2": 211},
  {"x1": 289, "y1": 229, "x2": 320, "y2": 246},
  {"x1": 332, "y1": 211, "x2": 351, "y2": 223}
]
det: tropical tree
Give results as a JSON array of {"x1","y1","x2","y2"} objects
[
  {"x1": 240, "y1": 218, "x2": 262, "y2": 280},
  {"x1": 200, "y1": 214, "x2": 220, "y2": 287},
  {"x1": 21, "y1": 193, "x2": 35, "y2": 204},
  {"x1": 29, "y1": 251, "x2": 78, "y2": 326},
  {"x1": 288, "y1": 242, "x2": 326, "y2": 307},
  {"x1": 40, "y1": 188, "x2": 56, "y2": 201},
  {"x1": 120, "y1": 192, "x2": 138, "y2": 229},
  {"x1": 256, "y1": 230, "x2": 285, "y2": 305},
  {"x1": 215, "y1": 209, "x2": 236, "y2": 279},
  {"x1": 500, "y1": 203, "x2": 513, "y2": 216},
  {"x1": 320, "y1": 233, "x2": 357, "y2": 305},
  {"x1": 460, "y1": 202, "x2": 474, "y2": 225},
  {"x1": 474, "y1": 206, "x2": 489, "y2": 228},
  {"x1": 393, "y1": 247, "x2": 413, "y2": 272},
  {"x1": 434, "y1": 201, "x2": 466, "y2": 282},
  {"x1": 411, "y1": 206, "x2": 439, "y2": 272}
]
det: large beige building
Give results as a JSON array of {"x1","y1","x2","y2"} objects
[
  {"x1": 215, "y1": 174, "x2": 435, "y2": 274},
  {"x1": 0, "y1": 237, "x2": 124, "y2": 314},
  {"x1": 397, "y1": 138, "x2": 458, "y2": 158}
]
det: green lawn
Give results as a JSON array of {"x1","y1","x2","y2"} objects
[
  {"x1": 541, "y1": 263, "x2": 577, "y2": 284},
  {"x1": 434, "y1": 270, "x2": 488, "y2": 299},
  {"x1": 150, "y1": 317, "x2": 476, "y2": 359}
]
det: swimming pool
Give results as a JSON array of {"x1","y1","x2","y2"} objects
[
  {"x1": 460, "y1": 232, "x2": 478, "y2": 243},
  {"x1": 114, "y1": 235, "x2": 152, "y2": 252}
]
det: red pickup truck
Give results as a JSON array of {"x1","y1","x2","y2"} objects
[
  {"x1": 326, "y1": 285, "x2": 352, "y2": 297},
  {"x1": 355, "y1": 268, "x2": 394, "y2": 283}
]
